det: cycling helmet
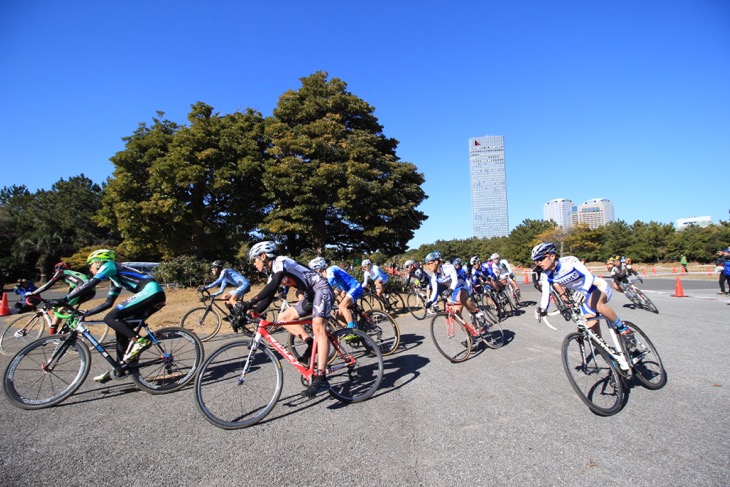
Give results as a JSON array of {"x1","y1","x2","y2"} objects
[
  {"x1": 453, "y1": 258, "x2": 462, "y2": 266},
  {"x1": 249, "y1": 241, "x2": 277, "y2": 261},
  {"x1": 404, "y1": 260, "x2": 415, "y2": 267},
  {"x1": 54, "y1": 262, "x2": 70, "y2": 270},
  {"x1": 86, "y1": 249, "x2": 116, "y2": 265},
  {"x1": 361, "y1": 259, "x2": 372, "y2": 267},
  {"x1": 308, "y1": 257, "x2": 328, "y2": 270},
  {"x1": 424, "y1": 251, "x2": 441, "y2": 263},
  {"x1": 490, "y1": 253, "x2": 500, "y2": 260},
  {"x1": 531, "y1": 242, "x2": 557, "y2": 261},
  {"x1": 211, "y1": 260, "x2": 224, "y2": 269},
  {"x1": 469, "y1": 256, "x2": 480, "y2": 265}
]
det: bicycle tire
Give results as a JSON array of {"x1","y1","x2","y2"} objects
[
  {"x1": 327, "y1": 328, "x2": 383, "y2": 403},
  {"x1": 634, "y1": 289, "x2": 659, "y2": 314},
  {"x1": 623, "y1": 322, "x2": 666, "y2": 390},
  {"x1": 179, "y1": 306, "x2": 222, "y2": 342},
  {"x1": 130, "y1": 327, "x2": 204, "y2": 394},
  {"x1": 430, "y1": 312, "x2": 471, "y2": 363},
  {"x1": 3, "y1": 335, "x2": 90, "y2": 410},
  {"x1": 385, "y1": 292, "x2": 406, "y2": 315},
  {"x1": 286, "y1": 321, "x2": 338, "y2": 365},
  {"x1": 195, "y1": 340, "x2": 283, "y2": 429},
  {"x1": 406, "y1": 290, "x2": 427, "y2": 320},
  {"x1": 362, "y1": 293, "x2": 386, "y2": 311},
  {"x1": 504, "y1": 287, "x2": 518, "y2": 312},
  {"x1": 360, "y1": 310, "x2": 400, "y2": 356},
  {"x1": 561, "y1": 332, "x2": 626, "y2": 416},
  {"x1": 0, "y1": 313, "x2": 45, "y2": 356}
]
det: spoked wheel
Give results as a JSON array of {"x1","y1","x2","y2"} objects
[
  {"x1": 430, "y1": 312, "x2": 471, "y2": 363},
  {"x1": 287, "y1": 322, "x2": 338, "y2": 365},
  {"x1": 359, "y1": 310, "x2": 400, "y2": 356},
  {"x1": 624, "y1": 322, "x2": 666, "y2": 390},
  {"x1": 634, "y1": 289, "x2": 659, "y2": 314},
  {"x1": 384, "y1": 293, "x2": 406, "y2": 315},
  {"x1": 3, "y1": 335, "x2": 90, "y2": 409},
  {"x1": 195, "y1": 340, "x2": 283, "y2": 429},
  {"x1": 130, "y1": 327, "x2": 204, "y2": 394},
  {"x1": 562, "y1": 332, "x2": 626, "y2": 416},
  {"x1": 406, "y1": 291, "x2": 427, "y2": 320},
  {"x1": 179, "y1": 306, "x2": 222, "y2": 342},
  {"x1": 327, "y1": 328, "x2": 384, "y2": 403},
  {"x1": 0, "y1": 313, "x2": 45, "y2": 356}
]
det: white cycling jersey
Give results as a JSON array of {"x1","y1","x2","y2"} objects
[{"x1": 539, "y1": 256, "x2": 611, "y2": 311}]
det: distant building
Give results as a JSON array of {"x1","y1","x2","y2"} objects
[
  {"x1": 469, "y1": 135, "x2": 508, "y2": 238},
  {"x1": 676, "y1": 216, "x2": 711, "y2": 230},
  {"x1": 571, "y1": 198, "x2": 615, "y2": 229},
  {"x1": 544, "y1": 198, "x2": 576, "y2": 231}
]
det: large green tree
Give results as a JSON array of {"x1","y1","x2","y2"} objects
[
  {"x1": 263, "y1": 71, "x2": 427, "y2": 256},
  {"x1": 98, "y1": 105, "x2": 269, "y2": 260}
]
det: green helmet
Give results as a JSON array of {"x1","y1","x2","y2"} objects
[{"x1": 86, "y1": 249, "x2": 116, "y2": 265}]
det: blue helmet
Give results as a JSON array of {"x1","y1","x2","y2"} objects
[
  {"x1": 531, "y1": 242, "x2": 558, "y2": 261},
  {"x1": 424, "y1": 251, "x2": 441, "y2": 263}
]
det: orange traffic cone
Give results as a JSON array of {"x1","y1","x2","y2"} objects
[
  {"x1": 671, "y1": 277, "x2": 687, "y2": 298},
  {"x1": 523, "y1": 272, "x2": 529, "y2": 284},
  {"x1": 0, "y1": 293, "x2": 10, "y2": 316}
]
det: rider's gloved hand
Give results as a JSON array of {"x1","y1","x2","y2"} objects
[
  {"x1": 536, "y1": 307, "x2": 547, "y2": 317},
  {"x1": 197, "y1": 285, "x2": 206, "y2": 293},
  {"x1": 425, "y1": 301, "x2": 433, "y2": 309},
  {"x1": 639, "y1": 277, "x2": 644, "y2": 283},
  {"x1": 238, "y1": 301, "x2": 252, "y2": 312}
]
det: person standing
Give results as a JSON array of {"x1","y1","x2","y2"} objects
[{"x1": 680, "y1": 255, "x2": 688, "y2": 274}]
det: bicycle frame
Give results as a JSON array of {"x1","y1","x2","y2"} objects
[
  {"x1": 241, "y1": 317, "x2": 355, "y2": 384},
  {"x1": 443, "y1": 302, "x2": 480, "y2": 337}
]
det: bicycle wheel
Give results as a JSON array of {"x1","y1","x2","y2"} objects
[
  {"x1": 479, "y1": 304, "x2": 499, "y2": 326},
  {"x1": 195, "y1": 340, "x2": 283, "y2": 429},
  {"x1": 286, "y1": 322, "x2": 338, "y2": 365},
  {"x1": 504, "y1": 287, "x2": 518, "y2": 312},
  {"x1": 362, "y1": 293, "x2": 385, "y2": 311},
  {"x1": 634, "y1": 289, "x2": 659, "y2": 314},
  {"x1": 0, "y1": 313, "x2": 45, "y2": 356},
  {"x1": 478, "y1": 309, "x2": 505, "y2": 350},
  {"x1": 385, "y1": 293, "x2": 406, "y2": 315},
  {"x1": 430, "y1": 312, "x2": 471, "y2": 363},
  {"x1": 129, "y1": 327, "x2": 204, "y2": 394},
  {"x1": 360, "y1": 310, "x2": 400, "y2": 356},
  {"x1": 562, "y1": 332, "x2": 626, "y2": 416},
  {"x1": 179, "y1": 306, "x2": 222, "y2": 342},
  {"x1": 624, "y1": 322, "x2": 666, "y2": 390},
  {"x1": 327, "y1": 328, "x2": 383, "y2": 403},
  {"x1": 406, "y1": 291, "x2": 427, "y2": 320},
  {"x1": 3, "y1": 335, "x2": 90, "y2": 409}
]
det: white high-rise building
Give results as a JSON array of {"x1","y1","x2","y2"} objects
[
  {"x1": 469, "y1": 135, "x2": 508, "y2": 238},
  {"x1": 544, "y1": 198, "x2": 576, "y2": 231},
  {"x1": 572, "y1": 198, "x2": 615, "y2": 228}
]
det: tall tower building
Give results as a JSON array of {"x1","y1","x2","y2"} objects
[
  {"x1": 544, "y1": 198, "x2": 576, "y2": 231},
  {"x1": 469, "y1": 135, "x2": 508, "y2": 238}
]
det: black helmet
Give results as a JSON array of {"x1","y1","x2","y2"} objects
[{"x1": 211, "y1": 260, "x2": 224, "y2": 269}]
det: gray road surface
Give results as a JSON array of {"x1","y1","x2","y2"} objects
[{"x1": 0, "y1": 279, "x2": 728, "y2": 486}]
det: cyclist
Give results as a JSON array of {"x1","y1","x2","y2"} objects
[
  {"x1": 490, "y1": 253, "x2": 521, "y2": 296},
  {"x1": 532, "y1": 242, "x2": 635, "y2": 347},
  {"x1": 240, "y1": 241, "x2": 334, "y2": 398},
  {"x1": 424, "y1": 251, "x2": 485, "y2": 325},
  {"x1": 198, "y1": 260, "x2": 251, "y2": 330},
  {"x1": 404, "y1": 260, "x2": 429, "y2": 291},
  {"x1": 28, "y1": 262, "x2": 95, "y2": 334},
  {"x1": 54, "y1": 249, "x2": 167, "y2": 384},
  {"x1": 609, "y1": 256, "x2": 640, "y2": 293},
  {"x1": 361, "y1": 259, "x2": 389, "y2": 299},
  {"x1": 309, "y1": 257, "x2": 362, "y2": 331}
]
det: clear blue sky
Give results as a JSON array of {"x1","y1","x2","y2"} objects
[{"x1": 2, "y1": 0, "x2": 728, "y2": 250}]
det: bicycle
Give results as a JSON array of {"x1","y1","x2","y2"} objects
[
  {"x1": 539, "y1": 294, "x2": 667, "y2": 416},
  {"x1": 475, "y1": 282, "x2": 513, "y2": 321},
  {"x1": 180, "y1": 289, "x2": 265, "y2": 341},
  {"x1": 405, "y1": 285, "x2": 430, "y2": 320},
  {"x1": 620, "y1": 277, "x2": 659, "y2": 314},
  {"x1": 3, "y1": 303, "x2": 204, "y2": 410},
  {"x1": 499, "y1": 272, "x2": 524, "y2": 308},
  {"x1": 536, "y1": 286, "x2": 577, "y2": 331},
  {"x1": 430, "y1": 297, "x2": 505, "y2": 363},
  {"x1": 194, "y1": 313, "x2": 384, "y2": 429},
  {"x1": 0, "y1": 303, "x2": 109, "y2": 356}
]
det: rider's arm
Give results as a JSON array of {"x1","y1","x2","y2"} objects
[
  {"x1": 539, "y1": 274, "x2": 551, "y2": 310},
  {"x1": 30, "y1": 271, "x2": 61, "y2": 294},
  {"x1": 83, "y1": 283, "x2": 122, "y2": 316},
  {"x1": 248, "y1": 271, "x2": 285, "y2": 313}
]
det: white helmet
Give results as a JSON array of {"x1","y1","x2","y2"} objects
[
  {"x1": 361, "y1": 259, "x2": 372, "y2": 267},
  {"x1": 249, "y1": 241, "x2": 277, "y2": 261},
  {"x1": 404, "y1": 260, "x2": 415, "y2": 267},
  {"x1": 469, "y1": 256, "x2": 480, "y2": 265},
  {"x1": 308, "y1": 257, "x2": 327, "y2": 270},
  {"x1": 490, "y1": 253, "x2": 500, "y2": 260}
]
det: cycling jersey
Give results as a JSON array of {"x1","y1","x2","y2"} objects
[
  {"x1": 250, "y1": 256, "x2": 333, "y2": 319},
  {"x1": 204, "y1": 268, "x2": 250, "y2": 298},
  {"x1": 33, "y1": 269, "x2": 94, "y2": 306},
  {"x1": 325, "y1": 265, "x2": 363, "y2": 301},
  {"x1": 406, "y1": 267, "x2": 429, "y2": 289},
  {"x1": 362, "y1": 264, "x2": 389, "y2": 287},
  {"x1": 539, "y1": 256, "x2": 612, "y2": 314},
  {"x1": 428, "y1": 263, "x2": 467, "y2": 303}
]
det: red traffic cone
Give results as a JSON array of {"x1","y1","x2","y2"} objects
[
  {"x1": 671, "y1": 277, "x2": 687, "y2": 298},
  {"x1": 0, "y1": 293, "x2": 10, "y2": 316},
  {"x1": 523, "y1": 272, "x2": 529, "y2": 284}
]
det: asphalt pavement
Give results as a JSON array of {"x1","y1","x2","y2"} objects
[{"x1": 0, "y1": 278, "x2": 728, "y2": 486}]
